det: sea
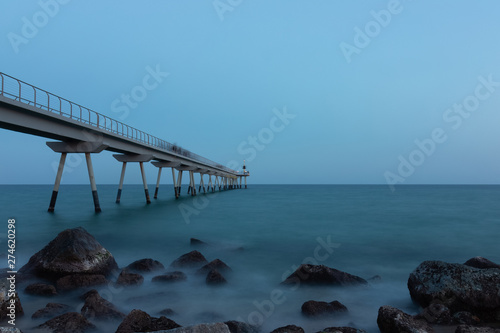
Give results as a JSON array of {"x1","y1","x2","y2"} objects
[{"x1": 1, "y1": 184, "x2": 499, "y2": 333}]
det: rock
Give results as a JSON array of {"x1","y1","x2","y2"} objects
[
  {"x1": 116, "y1": 269, "x2": 144, "y2": 286},
  {"x1": 197, "y1": 259, "x2": 232, "y2": 275},
  {"x1": 32, "y1": 303, "x2": 71, "y2": 319},
  {"x1": 206, "y1": 269, "x2": 227, "y2": 285},
  {"x1": 464, "y1": 257, "x2": 500, "y2": 270},
  {"x1": 170, "y1": 251, "x2": 208, "y2": 268},
  {"x1": 37, "y1": 312, "x2": 96, "y2": 333},
  {"x1": 80, "y1": 289, "x2": 125, "y2": 321},
  {"x1": 161, "y1": 323, "x2": 231, "y2": 333},
  {"x1": 224, "y1": 320, "x2": 259, "y2": 333},
  {"x1": 0, "y1": 327, "x2": 23, "y2": 332},
  {"x1": 159, "y1": 308, "x2": 176, "y2": 316},
  {"x1": 115, "y1": 309, "x2": 181, "y2": 333},
  {"x1": 408, "y1": 260, "x2": 500, "y2": 321},
  {"x1": 190, "y1": 238, "x2": 208, "y2": 246},
  {"x1": 377, "y1": 305, "x2": 434, "y2": 333},
  {"x1": 453, "y1": 312, "x2": 481, "y2": 325},
  {"x1": 19, "y1": 227, "x2": 118, "y2": 280},
  {"x1": 25, "y1": 283, "x2": 57, "y2": 296},
  {"x1": 270, "y1": 325, "x2": 305, "y2": 333},
  {"x1": 367, "y1": 275, "x2": 382, "y2": 283},
  {"x1": 56, "y1": 274, "x2": 107, "y2": 292},
  {"x1": 316, "y1": 328, "x2": 367, "y2": 333},
  {"x1": 152, "y1": 271, "x2": 187, "y2": 283},
  {"x1": 281, "y1": 264, "x2": 367, "y2": 287},
  {"x1": 301, "y1": 300, "x2": 348, "y2": 317},
  {"x1": 0, "y1": 282, "x2": 24, "y2": 322},
  {"x1": 455, "y1": 326, "x2": 500, "y2": 333},
  {"x1": 415, "y1": 303, "x2": 453, "y2": 324},
  {"x1": 126, "y1": 258, "x2": 165, "y2": 273}
]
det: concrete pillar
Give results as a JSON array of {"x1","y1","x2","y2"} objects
[
  {"x1": 116, "y1": 162, "x2": 127, "y2": 203},
  {"x1": 171, "y1": 168, "x2": 178, "y2": 198},
  {"x1": 177, "y1": 170, "x2": 183, "y2": 197},
  {"x1": 48, "y1": 152, "x2": 67, "y2": 212},
  {"x1": 85, "y1": 153, "x2": 101, "y2": 213},
  {"x1": 154, "y1": 167, "x2": 162, "y2": 199},
  {"x1": 245, "y1": 176, "x2": 247, "y2": 189},
  {"x1": 139, "y1": 162, "x2": 151, "y2": 204}
]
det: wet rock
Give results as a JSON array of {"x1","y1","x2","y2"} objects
[
  {"x1": 126, "y1": 258, "x2": 165, "y2": 273},
  {"x1": 224, "y1": 320, "x2": 259, "y2": 333},
  {"x1": 32, "y1": 303, "x2": 71, "y2": 319},
  {"x1": 415, "y1": 303, "x2": 453, "y2": 324},
  {"x1": 37, "y1": 312, "x2": 96, "y2": 333},
  {"x1": 455, "y1": 326, "x2": 500, "y2": 333},
  {"x1": 281, "y1": 264, "x2": 367, "y2": 287},
  {"x1": 164, "y1": 323, "x2": 231, "y2": 333},
  {"x1": 367, "y1": 275, "x2": 382, "y2": 283},
  {"x1": 19, "y1": 227, "x2": 118, "y2": 280},
  {"x1": 152, "y1": 271, "x2": 187, "y2": 283},
  {"x1": 25, "y1": 283, "x2": 57, "y2": 297},
  {"x1": 206, "y1": 269, "x2": 227, "y2": 285},
  {"x1": 0, "y1": 282, "x2": 24, "y2": 322},
  {"x1": 80, "y1": 289, "x2": 125, "y2": 321},
  {"x1": 316, "y1": 328, "x2": 367, "y2": 333},
  {"x1": 464, "y1": 257, "x2": 500, "y2": 270},
  {"x1": 377, "y1": 305, "x2": 434, "y2": 333},
  {"x1": 408, "y1": 260, "x2": 500, "y2": 321},
  {"x1": 301, "y1": 300, "x2": 348, "y2": 317},
  {"x1": 453, "y1": 312, "x2": 481, "y2": 325},
  {"x1": 190, "y1": 238, "x2": 208, "y2": 246},
  {"x1": 170, "y1": 251, "x2": 208, "y2": 268},
  {"x1": 197, "y1": 259, "x2": 232, "y2": 275},
  {"x1": 115, "y1": 309, "x2": 181, "y2": 333},
  {"x1": 270, "y1": 325, "x2": 305, "y2": 333},
  {"x1": 56, "y1": 274, "x2": 107, "y2": 292},
  {"x1": 116, "y1": 269, "x2": 144, "y2": 286}
]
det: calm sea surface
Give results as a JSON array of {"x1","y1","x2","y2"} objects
[{"x1": 1, "y1": 185, "x2": 499, "y2": 332}]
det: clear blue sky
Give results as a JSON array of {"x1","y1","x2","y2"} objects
[{"x1": 1, "y1": 0, "x2": 499, "y2": 185}]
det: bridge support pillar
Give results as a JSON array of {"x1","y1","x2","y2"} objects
[
  {"x1": 116, "y1": 162, "x2": 127, "y2": 203},
  {"x1": 85, "y1": 153, "x2": 101, "y2": 213},
  {"x1": 154, "y1": 167, "x2": 162, "y2": 199},
  {"x1": 199, "y1": 174, "x2": 206, "y2": 193},
  {"x1": 245, "y1": 176, "x2": 247, "y2": 189},
  {"x1": 139, "y1": 162, "x2": 151, "y2": 204},
  {"x1": 177, "y1": 170, "x2": 183, "y2": 198},
  {"x1": 171, "y1": 168, "x2": 178, "y2": 198},
  {"x1": 48, "y1": 152, "x2": 67, "y2": 212}
]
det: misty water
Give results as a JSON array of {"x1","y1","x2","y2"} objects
[{"x1": 1, "y1": 184, "x2": 499, "y2": 332}]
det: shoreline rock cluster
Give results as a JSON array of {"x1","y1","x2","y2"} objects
[{"x1": 1, "y1": 227, "x2": 500, "y2": 333}]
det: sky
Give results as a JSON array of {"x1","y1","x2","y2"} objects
[{"x1": 1, "y1": 0, "x2": 500, "y2": 185}]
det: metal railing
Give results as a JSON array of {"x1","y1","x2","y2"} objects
[{"x1": 0, "y1": 72, "x2": 239, "y2": 174}]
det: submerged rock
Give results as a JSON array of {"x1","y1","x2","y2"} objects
[
  {"x1": 316, "y1": 328, "x2": 367, "y2": 333},
  {"x1": 197, "y1": 259, "x2": 231, "y2": 275},
  {"x1": 116, "y1": 269, "x2": 144, "y2": 286},
  {"x1": 37, "y1": 312, "x2": 96, "y2": 333},
  {"x1": 19, "y1": 227, "x2": 118, "y2": 280},
  {"x1": 190, "y1": 238, "x2": 208, "y2": 246},
  {"x1": 301, "y1": 300, "x2": 348, "y2": 317},
  {"x1": 56, "y1": 274, "x2": 108, "y2": 292},
  {"x1": 126, "y1": 258, "x2": 165, "y2": 273},
  {"x1": 25, "y1": 283, "x2": 57, "y2": 297},
  {"x1": 32, "y1": 303, "x2": 71, "y2": 319},
  {"x1": 170, "y1": 251, "x2": 208, "y2": 268},
  {"x1": 80, "y1": 289, "x2": 125, "y2": 321},
  {"x1": 224, "y1": 320, "x2": 259, "y2": 333},
  {"x1": 408, "y1": 260, "x2": 500, "y2": 321},
  {"x1": 377, "y1": 305, "x2": 434, "y2": 333},
  {"x1": 115, "y1": 309, "x2": 181, "y2": 333},
  {"x1": 164, "y1": 323, "x2": 231, "y2": 333},
  {"x1": 206, "y1": 269, "x2": 227, "y2": 285},
  {"x1": 270, "y1": 325, "x2": 305, "y2": 333},
  {"x1": 281, "y1": 264, "x2": 367, "y2": 287},
  {"x1": 152, "y1": 271, "x2": 187, "y2": 283}
]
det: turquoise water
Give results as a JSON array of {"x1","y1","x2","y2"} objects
[{"x1": 1, "y1": 185, "x2": 499, "y2": 332}]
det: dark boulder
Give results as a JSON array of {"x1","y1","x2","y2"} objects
[
  {"x1": 126, "y1": 258, "x2": 165, "y2": 273},
  {"x1": 25, "y1": 283, "x2": 57, "y2": 297},
  {"x1": 32, "y1": 303, "x2": 71, "y2": 319},
  {"x1": 190, "y1": 238, "x2": 208, "y2": 246},
  {"x1": 408, "y1": 260, "x2": 500, "y2": 321},
  {"x1": 152, "y1": 271, "x2": 187, "y2": 283},
  {"x1": 367, "y1": 275, "x2": 382, "y2": 283},
  {"x1": 37, "y1": 312, "x2": 96, "y2": 333},
  {"x1": 455, "y1": 326, "x2": 500, "y2": 333},
  {"x1": 166, "y1": 323, "x2": 231, "y2": 332},
  {"x1": 224, "y1": 320, "x2": 259, "y2": 333},
  {"x1": 453, "y1": 312, "x2": 481, "y2": 325},
  {"x1": 270, "y1": 325, "x2": 305, "y2": 333},
  {"x1": 301, "y1": 300, "x2": 348, "y2": 317},
  {"x1": 116, "y1": 269, "x2": 144, "y2": 286},
  {"x1": 415, "y1": 303, "x2": 453, "y2": 324},
  {"x1": 170, "y1": 251, "x2": 208, "y2": 268},
  {"x1": 19, "y1": 227, "x2": 118, "y2": 280},
  {"x1": 197, "y1": 259, "x2": 231, "y2": 275},
  {"x1": 316, "y1": 328, "x2": 367, "y2": 333},
  {"x1": 80, "y1": 289, "x2": 125, "y2": 321},
  {"x1": 115, "y1": 309, "x2": 181, "y2": 333},
  {"x1": 377, "y1": 305, "x2": 434, "y2": 333},
  {"x1": 206, "y1": 269, "x2": 227, "y2": 285},
  {"x1": 464, "y1": 257, "x2": 500, "y2": 270},
  {"x1": 281, "y1": 264, "x2": 367, "y2": 287},
  {"x1": 56, "y1": 274, "x2": 107, "y2": 292}
]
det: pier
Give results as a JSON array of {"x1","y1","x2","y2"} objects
[{"x1": 0, "y1": 72, "x2": 249, "y2": 212}]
